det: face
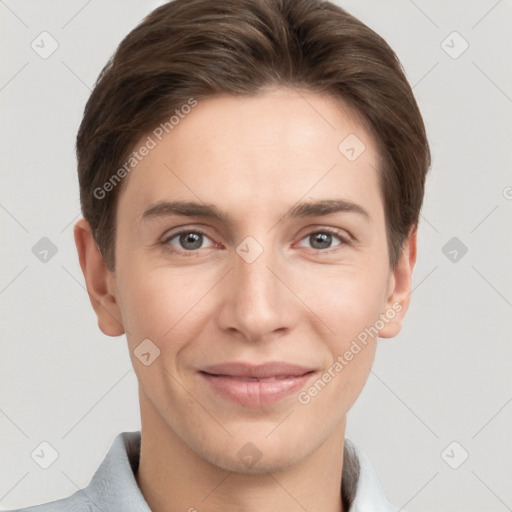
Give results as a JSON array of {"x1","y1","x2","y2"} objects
[{"x1": 79, "y1": 86, "x2": 414, "y2": 474}]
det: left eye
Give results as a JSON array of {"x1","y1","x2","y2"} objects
[{"x1": 297, "y1": 230, "x2": 346, "y2": 251}]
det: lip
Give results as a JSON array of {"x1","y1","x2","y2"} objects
[{"x1": 199, "y1": 362, "x2": 317, "y2": 407}]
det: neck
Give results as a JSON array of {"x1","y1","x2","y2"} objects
[{"x1": 135, "y1": 397, "x2": 347, "y2": 512}]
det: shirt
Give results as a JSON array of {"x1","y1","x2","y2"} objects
[{"x1": 5, "y1": 431, "x2": 400, "y2": 512}]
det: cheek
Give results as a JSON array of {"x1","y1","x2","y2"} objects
[
  {"x1": 116, "y1": 265, "x2": 181, "y2": 342},
  {"x1": 298, "y1": 277, "x2": 384, "y2": 417},
  {"x1": 298, "y1": 261, "x2": 390, "y2": 341},
  {"x1": 116, "y1": 261, "x2": 220, "y2": 361}
]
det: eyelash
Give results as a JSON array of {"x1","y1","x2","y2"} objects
[{"x1": 160, "y1": 227, "x2": 351, "y2": 256}]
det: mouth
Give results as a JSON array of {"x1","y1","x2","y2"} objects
[
  {"x1": 198, "y1": 362, "x2": 317, "y2": 407},
  {"x1": 210, "y1": 375, "x2": 303, "y2": 382}
]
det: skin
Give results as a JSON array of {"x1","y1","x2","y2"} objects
[{"x1": 74, "y1": 86, "x2": 416, "y2": 512}]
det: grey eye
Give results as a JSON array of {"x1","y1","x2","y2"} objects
[
  {"x1": 298, "y1": 231, "x2": 344, "y2": 251},
  {"x1": 178, "y1": 232, "x2": 204, "y2": 250},
  {"x1": 164, "y1": 230, "x2": 215, "y2": 252}
]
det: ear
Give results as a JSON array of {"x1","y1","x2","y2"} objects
[
  {"x1": 378, "y1": 228, "x2": 418, "y2": 338},
  {"x1": 73, "y1": 218, "x2": 125, "y2": 337}
]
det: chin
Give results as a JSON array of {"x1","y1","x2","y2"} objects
[
  {"x1": 210, "y1": 449, "x2": 303, "y2": 475},
  {"x1": 193, "y1": 432, "x2": 312, "y2": 475}
]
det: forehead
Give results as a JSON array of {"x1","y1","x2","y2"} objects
[{"x1": 118, "y1": 87, "x2": 382, "y2": 224}]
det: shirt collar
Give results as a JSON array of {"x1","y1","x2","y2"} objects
[
  {"x1": 78, "y1": 431, "x2": 397, "y2": 512},
  {"x1": 343, "y1": 439, "x2": 399, "y2": 512}
]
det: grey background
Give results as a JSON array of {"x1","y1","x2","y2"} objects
[{"x1": 1, "y1": 0, "x2": 511, "y2": 510}]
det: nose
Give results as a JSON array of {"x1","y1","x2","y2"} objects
[{"x1": 216, "y1": 239, "x2": 297, "y2": 343}]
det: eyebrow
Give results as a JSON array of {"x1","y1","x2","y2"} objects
[{"x1": 141, "y1": 198, "x2": 370, "y2": 225}]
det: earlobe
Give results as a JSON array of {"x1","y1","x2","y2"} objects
[
  {"x1": 379, "y1": 228, "x2": 418, "y2": 339},
  {"x1": 73, "y1": 218, "x2": 125, "y2": 337}
]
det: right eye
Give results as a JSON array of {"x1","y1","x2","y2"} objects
[{"x1": 161, "y1": 229, "x2": 218, "y2": 254}]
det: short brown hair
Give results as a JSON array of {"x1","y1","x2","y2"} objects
[{"x1": 77, "y1": 0, "x2": 430, "y2": 270}]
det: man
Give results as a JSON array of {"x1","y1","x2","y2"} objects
[{"x1": 8, "y1": 0, "x2": 430, "y2": 510}]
